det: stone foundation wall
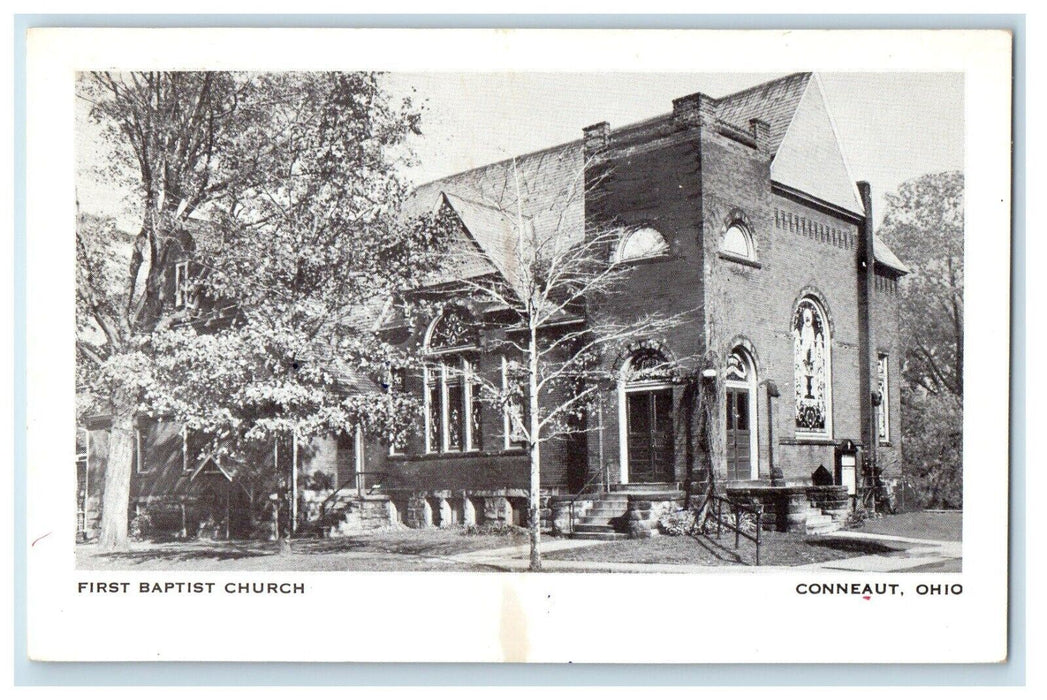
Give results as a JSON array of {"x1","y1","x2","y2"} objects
[
  {"x1": 726, "y1": 484, "x2": 849, "y2": 532},
  {"x1": 391, "y1": 490, "x2": 555, "y2": 530},
  {"x1": 326, "y1": 496, "x2": 398, "y2": 537}
]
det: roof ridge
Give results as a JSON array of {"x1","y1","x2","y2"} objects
[
  {"x1": 412, "y1": 138, "x2": 581, "y2": 191},
  {"x1": 717, "y1": 72, "x2": 813, "y2": 102},
  {"x1": 442, "y1": 191, "x2": 516, "y2": 218}
]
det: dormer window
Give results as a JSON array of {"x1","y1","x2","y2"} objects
[
  {"x1": 721, "y1": 223, "x2": 756, "y2": 261},
  {"x1": 174, "y1": 261, "x2": 190, "y2": 308},
  {"x1": 616, "y1": 227, "x2": 670, "y2": 263}
]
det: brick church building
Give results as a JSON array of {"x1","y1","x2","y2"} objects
[{"x1": 78, "y1": 73, "x2": 907, "y2": 540}]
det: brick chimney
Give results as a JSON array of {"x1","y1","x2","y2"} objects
[
  {"x1": 750, "y1": 118, "x2": 771, "y2": 154},
  {"x1": 671, "y1": 91, "x2": 716, "y2": 128},
  {"x1": 582, "y1": 121, "x2": 610, "y2": 157}
]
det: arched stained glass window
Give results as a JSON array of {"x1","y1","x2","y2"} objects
[
  {"x1": 792, "y1": 297, "x2": 832, "y2": 435},
  {"x1": 428, "y1": 307, "x2": 479, "y2": 351},
  {"x1": 617, "y1": 227, "x2": 670, "y2": 262}
]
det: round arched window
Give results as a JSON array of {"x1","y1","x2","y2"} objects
[
  {"x1": 617, "y1": 227, "x2": 670, "y2": 262},
  {"x1": 722, "y1": 224, "x2": 755, "y2": 260}
]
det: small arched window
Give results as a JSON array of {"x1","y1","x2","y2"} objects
[
  {"x1": 617, "y1": 227, "x2": 670, "y2": 262},
  {"x1": 721, "y1": 223, "x2": 755, "y2": 260},
  {"x1": 623, "y1": 347, "x2": 673, "y2": 382}
]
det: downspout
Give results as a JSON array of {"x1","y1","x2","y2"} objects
[{"x1": 856, "y1": 182, "x2": 878, "y2": 509}]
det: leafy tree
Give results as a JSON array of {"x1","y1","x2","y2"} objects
[
  {"x1": 77, "y1": 72, "x2": 437, "y2": 549},
  {"x1": 878, "y1": 171, "x2": 964, "y2": 397},
  {"x1": 877, "y1": 171, "x2": 964, "y2": 507}
]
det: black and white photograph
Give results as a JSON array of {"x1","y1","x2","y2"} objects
[
  {"x1": 25, "y1": 27, "x2": 1011, "y2": 664},
  {"x1": 73, "y1": 68, "x2": 964, "y2": 574}
]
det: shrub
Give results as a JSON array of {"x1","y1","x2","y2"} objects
[
  {"x1": 658, "y1": 509, "x2": 696, "y2": 536},
  {"x1": 128, "y1": 510, "x2": 154, "y2": 541},
  {"x1": 846, "y1": 505, "x2": 869, "y2": 529},
  {"x1": 461, "y1": 522, "x2": 527, "y2": 537}
]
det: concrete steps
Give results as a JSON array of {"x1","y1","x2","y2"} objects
[
  {"x1": 609, "y1": 482, "x2": 679, "y2": 493},
  {"x1": 804, "y1": 509, "x2": 842, "y2": 535}
]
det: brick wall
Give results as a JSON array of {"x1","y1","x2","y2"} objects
[
  {"x1": 871, "y1": 269, "x2": 905, "y2": 477},
  {"x1": 583, "y1": 123, "x2": 707, "y2": 486}
]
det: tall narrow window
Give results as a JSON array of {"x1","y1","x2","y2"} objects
[
  {"x1": 469, "y1": 362, "x2": 484, "y2": 451},
  {"x1": 424, "y1": 308, "x2": 482, "y2": 454},
  {"x1": 174, "y1": 261, "x2": 190, "y2": 308},
  {"x1": 877, "y1": 353, "x2": 890, "y2": 443},
  {"x1": 502, "y1": 356, "x2": 528, "y2": 450},
  {"x1": 792, "y1": 297, "x2": 832, "y2": 437},
  {"x1": 388, "y1": 368, "x2": 407, "y2": 456}
]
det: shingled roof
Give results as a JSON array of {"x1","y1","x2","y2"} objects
[
  {"x1": 406, "y1": 73, "x2": 906, "y2": 282},
  {"x1": 717, "y1": 72, "x2": 814, "y2": 156}
]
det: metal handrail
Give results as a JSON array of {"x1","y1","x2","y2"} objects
[
  {"x1": 709, "y1": 494, "x2": 763, "y2": 566},
  {"x1": 566, "y1": 468, "x2": 607, "y2": 535}
]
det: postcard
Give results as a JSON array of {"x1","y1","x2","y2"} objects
[{"x1": 25, "y1": 27, "x2": 1011, "y2": 663}]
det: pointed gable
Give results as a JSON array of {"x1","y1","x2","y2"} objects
[
  {"x1": 403, "y1": 141, "x2": 585, "y2": 290},
  {"x1": 768, "y1": 75, "x2": 864, "y2": 215},
  {"x1": 718, "y1": 72, "x2": 813, "y2": 156}
]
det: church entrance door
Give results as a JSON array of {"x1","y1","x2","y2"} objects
[
  {"x1": 626, "y1": 388, "x2": 674, "y2": 483},
  {"x1": 725, "y1": 387, "x2": 752, "y2": 481}
]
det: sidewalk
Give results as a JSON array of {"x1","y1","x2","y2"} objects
[{"x1": 449, "y1": 530, "x2": 962, "y2": 573}]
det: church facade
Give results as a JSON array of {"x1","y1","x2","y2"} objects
[
  {"x1": 374, "y1": 73, "x2": 906, "y2": 529},
  {"x1": 78, "y1": 73, "x2": 907, "y2": 540}
]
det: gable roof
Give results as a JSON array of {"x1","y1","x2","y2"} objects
[
  {"x1": 405, "y1": 73, "x2": 904, "y2": 286},
  {"x1": 404, "y1": 141, "x2": 586, "y2": 291},
  {"x1": 717, "y1": 72, "x2": 814, "y2": 157}
]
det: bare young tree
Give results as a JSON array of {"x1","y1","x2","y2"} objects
[{"x1": 427, "y1": 153, "x2": 694, "y2": 571}]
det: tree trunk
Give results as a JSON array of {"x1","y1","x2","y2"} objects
[
  {"x1": 528, "y1": 326, "x2": 542, "y2": 572},
  {"x1": 97, "y1": 408, "x2": 135, "y2": 551}
]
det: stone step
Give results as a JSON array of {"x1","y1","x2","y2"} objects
[
  {"x1": 610, "y1": 482, "x2": 679, "y2": 492},
  {"x1": 807, "y1": 521, "x2": 843, "y2": 535},
  {"x1": 573, "y1": 522, "x2": 617, "y2": 533},
  {"x1": 575, "y1": 516, "x2": 617, "y2": 526},
  {"x1": 589, "y1": 499, "x2": 630, "y2": 509},
  {"x1": 586, "y1": 505, "x2": 629, "y2": 516},
  {"x1": 570, "y1": 530, "x2": 629, "y2": 541}
]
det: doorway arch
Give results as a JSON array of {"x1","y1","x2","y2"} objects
[{"x1": 618, "y1": 348, "x2": 675, "y2": 485}]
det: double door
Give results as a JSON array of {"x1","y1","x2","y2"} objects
[
  {"x1": 726, "y1": 387, "x2": 752, "y2": 481},
  {"x1": 626, "y1": 389, "x2": 674, "y2": 483}
]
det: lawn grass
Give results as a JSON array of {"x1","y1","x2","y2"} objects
[
  {"x1": 845, "y1": 510, "x2": 962, "y2": 542},
  {"x1": 76, "y1": 526, "x2": 530, "y2": 572},
  {"x1": 543, "y1": 530, "x2": 908, "y2": 567}
]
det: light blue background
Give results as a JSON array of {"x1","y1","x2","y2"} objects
[{"x1": 13, "y1": 13, "x2": 1026, "y2": 687}]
